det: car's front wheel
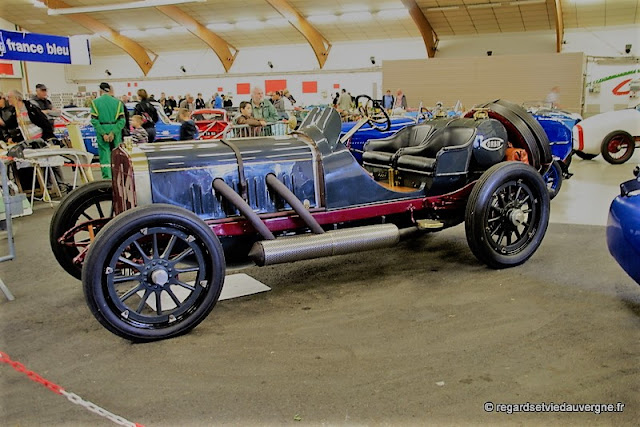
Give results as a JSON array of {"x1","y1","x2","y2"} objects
[
  {"x1": 601, "y1": 131, "x2": 635, "y2": 164},
  {"x1": 465, "y1": 162, "x2": 550, "y2": 269},
  {"x1": 82, "y1": 204, "x2": 226, "y2": 342}
]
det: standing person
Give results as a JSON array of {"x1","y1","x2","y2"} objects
[
  {"x1": 214, "y1": 92, "x2": 223, "y2": 109},
  {"x1": 545, "y1": 86, "x2": 561, "y2": 109},
  {"x1": 129, "y1": 115, "x2": 148, "y2": 144},
  {"x1": 179, "y1": 94, "x2": 195, "y2": 111},
  {"x1": 271, "y1": 91, "x2": 285, "y2": 116},
  {"x1": 250, "y1": 86, "x2": 278, "y2": 122},
  {"x1": 236, "y1": 101, "x2": 266, "y2": 127},
  {"x1": 223, "y1": 95, "x2": 233, "y2": 108},
  {"x1": 393, "y1": 89, "x2": 407, "y2": 110},
  {"x1": 382, "y1": 90, "x2": 394, "y2": 110},
  {"x1": 31, "y1": 83, "x2": 57, "y2": 126},
  {"x1": 119, "y1": 94, "x2": 130, "y2": 138},
  {"x1": 166, "y1": 96, "x2": 177, "y2": 116},
  {"x1": 332, "y1": 92, "x2": 340, "y2": 108},
  {"x1": 195, "y1": 93, "x2": 206, "y2": 110},
  {"x1": 177, "y1": 108, "x2": 199, "y2": 141},
  {"x1": 134, "y1": 89, "x2": 159, "y2": 142},
  {"x1": 90, "y1": 82, "x2": 125, "y2": 179},
  {"x1": 0, "y1": 93, "x2": 18, "y2": 142},
  {"x1": 338, "y1": 89, "x2": 352, "y2": 111}
]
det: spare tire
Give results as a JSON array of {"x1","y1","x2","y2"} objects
[
  {"x1": 466, "y1": 103, "x2": 542, "y2": 172},
  {"x1": 493, "y1": 99, "x2": 553, "y2": 172}
]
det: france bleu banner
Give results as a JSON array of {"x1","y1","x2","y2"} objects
[{"x1": 0, "y1": 29, "x2": 91, "y2": 65}]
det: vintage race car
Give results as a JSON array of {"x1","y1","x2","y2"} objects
[
  {"x1": 55, "y1": 102, "x2": 181, "y2": 155},
  {"x1": 191, "y1": 108, "x2": 230, "y2": 140},
  {"x1": 607, "y1": 166, "x2": 640, "y2": 285},
  {"x1": 573, "y1": 104, "x2": 640, "y2": 164},
  {"x1": 50, "y1": 97, "x2": 552, "y2": 342}
]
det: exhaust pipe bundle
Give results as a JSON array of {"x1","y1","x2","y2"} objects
[{"x1": 249, "y1": 224, "x2": 400, "y2": 266}]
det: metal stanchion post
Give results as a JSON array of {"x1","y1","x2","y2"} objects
[{"x1": 0, "y1": 161, "x2": 16, "y2": 301}]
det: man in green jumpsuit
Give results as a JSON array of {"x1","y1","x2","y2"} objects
[{"x1": 90, "y1": 82, "x2": 125, "y2": 179}]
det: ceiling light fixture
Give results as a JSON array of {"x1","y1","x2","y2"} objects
[
  {"x1": 31, "y1": 0, "x2": 46, "y2": 9},
  {"x1": 426, "y1": 6, "x2": 461, "y2": 12},
  {"x1": 47, "y1": 0, "x2": 206, "y2": 16},
  {"x1": 307, "y1": 14, "x2": 337, "y2": 24},
  {"x1": 508, "y1": 0, "x2": 546, "y2": 6},
  {"x1": 340, "y1": 11, "x2": 373, "y2": 22},
  {"x1": 206, "y1": 22, "x2": 235, "y2": 32},
  {"x1": 468, "y1": 3, "x2": 502, "y2": 9}
]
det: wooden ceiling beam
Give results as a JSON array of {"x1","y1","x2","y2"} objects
[
  {"x1": 554, "y1": 0, "x2": 564, "y2": 53},
  {"x1": 264, "y1": 0, "x2": 331, "y2": 68},
  {"x1": 401, "y1": 0, "x2": 437, "y2": 58},
  {"x1": 155, "y1": 5, "x2": 238, "y2": 72},
  {"x1": 46, "y1": 0, "x2": 157, "y2": 75}
]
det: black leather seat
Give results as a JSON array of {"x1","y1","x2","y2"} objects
[
  {"x1": 362, "y1": 124, "x2": 434, "y2": 168},
  {"x1": 396, "y1": 127, "x2": 477, "y2": 175}
]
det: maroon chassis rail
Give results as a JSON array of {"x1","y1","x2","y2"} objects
[{"x1": 207, "y1": 181, "x2": 476, "y2": 237}]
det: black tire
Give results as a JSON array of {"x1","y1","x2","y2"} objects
[
  {"x1": 544, "y1": 160, "x2": 563, "y2": 200},
  {"x1": 494, "y1": 99, "x2": 553, "y2": 170},
  {"x1": 465, "y1": 162, "x2": 550, "y2": 269},
  {"x1": 49, "y1": 180, "x2": 113, "y2": 280},
  {"x1": 600, "y1": 131, "x2": 635, "y2": 164},
  {"x1": 575, "y1": 150, "x2": 598, "y2": 160},
  {"x1": 82, "y1": 204, "x2": 225, "y2": 342},
  {"x1": 470, "y1": 102, "x2": 542, "y2": 172}
]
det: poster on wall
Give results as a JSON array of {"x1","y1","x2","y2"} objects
[
  {"x1": 585, "y1": 60, "x2": 640, "y2": 114},
  {"x1": 0, "y1": 60, "x2": 22, "y2": 78}
]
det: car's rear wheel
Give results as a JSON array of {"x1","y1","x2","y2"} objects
[
  {"x1": 601, "y1": 131, "x2": 635, "y2": 164},
  {"x1": 543, "y1": 160, "x2": 563, "y2": 200},
  {"x1": 50, "y1": 181, "x2": 114, "y2": 280},
  {"x1": 82, "y1": 204, "x2": 225, "y2": 342},
  {"x1": 465, "y1": 162, "x2": 550, "y2": 269}
]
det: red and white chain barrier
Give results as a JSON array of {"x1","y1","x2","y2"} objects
[{"x1": 0, "y1": 351, "x2": 144, "y2": 427}]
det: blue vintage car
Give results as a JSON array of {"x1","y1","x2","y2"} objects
[
  {"x1": 607, "y1": 167, "x2": 640, "y2": 285},
  {"x1": 525, "y1": 106, "x2": 581, "y2": 199},
  {"x1": 533, "y1": 115, "x2": 575, "y2": 199},
  {"x1": 55, "y1": 102, "x2": 181, "y2": 155}
]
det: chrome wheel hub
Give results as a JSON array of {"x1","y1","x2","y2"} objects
[{"x1": 150, "y1": 269, "x2": 169, "y2": 286}]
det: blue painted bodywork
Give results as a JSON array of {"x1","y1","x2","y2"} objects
[
  {"x1": 55, "y1": 102, "x2": 181, "y2": 155},
  {"x1": 607, "y1": 176, "x2": 640, "y2": 285},
  {"x1": 534, "y1": 116, "x2": 573, "y2": 163}
]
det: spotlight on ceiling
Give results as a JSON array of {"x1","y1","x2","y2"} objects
[
  {"x1": 487, "y1": 51, "x2": 493, "y2": 56},
  {"x1": 180, "y1": 65, "x2": 186, "y2": 73},
  {"x1": 105, "y1": 69, "x2": 112, "y2": 76},
  {"x1": 370, "y1": 56, "x2": 376, "y2": 65},
  {"x1": 268, "y1": 61, "x2": 273, "y2": 69}
]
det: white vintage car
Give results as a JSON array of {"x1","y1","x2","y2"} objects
[{"x1": 572, "y1": 104, "x2": 640, "y2": 164}]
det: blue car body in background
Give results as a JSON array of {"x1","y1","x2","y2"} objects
[
  {"x1": 55, "y1": 102, "x2": 181, "y2": 155},
  {"x1": 341, "y1": 117, "x2": 418, "y2": 162},
  {"x1": 607, "y1": 173, "x2": 640, "y2": 286}
]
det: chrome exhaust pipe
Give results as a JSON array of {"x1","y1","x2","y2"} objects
[{"x1": 249, "y1": 224, "x2": 400, "y2": 266}]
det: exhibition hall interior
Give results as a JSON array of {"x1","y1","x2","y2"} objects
[{"x1": 0, "y1": 0, "x2": 639, "y2": 425}]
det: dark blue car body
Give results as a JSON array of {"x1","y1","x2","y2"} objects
[{"x1": 607, "y1": 174, "x2": 640, "y2": 285}]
